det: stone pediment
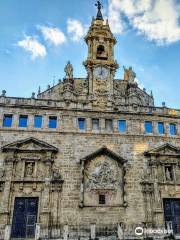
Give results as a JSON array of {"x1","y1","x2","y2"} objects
[
  {"x1": 80, "y1": 146, "x2": 126, "y2": 165},
  {"x1": 144, "y1": 143, "x2": 180, "y2": 156},
  {"x1": 2, "y1": 137, "x2": 58, "y2": 153}
]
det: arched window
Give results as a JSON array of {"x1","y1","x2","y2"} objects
[{"x1": 96, "y1": 45, "x2": 107, "y2": 60}]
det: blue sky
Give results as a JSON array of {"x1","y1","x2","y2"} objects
[{"x1": 0, "y1": 0, "x2": 180, "y2": 108}]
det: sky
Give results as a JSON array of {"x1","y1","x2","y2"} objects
[{"x1": 0, "y1": 0, "x2": 180, "y2": 108}]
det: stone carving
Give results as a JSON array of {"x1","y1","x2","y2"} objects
[
  {"x1": 123, "y1": 66, "x2": 136, "y2": 82},
  {"x1": 52, "y1": 168, "x2": 62, "y2": 180},
  {"x1": 64, "y1": 61, "x2": 73, "y2": 79},
  {"x1": 25, "y1": 162, "x2": 34, "y2": 177},
  {"x1": 165, "y1": 167, "x2": 172, "y2": 181},
  {"x1": 94, "y1": 79, "x2": 108, "y2": 95},
  {"x1": 86, "y1": 162, "x2": 117, "y2": 190},
  {"x1": 75, "y1": 80, "x2": 88, "y2": 94}
]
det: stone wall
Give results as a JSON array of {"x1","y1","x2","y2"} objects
[{"x1": 0, "y1": 102, "x2": 180, "y2": 230}]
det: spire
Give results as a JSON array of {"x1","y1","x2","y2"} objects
[{"x1": 95, "y1": 1, "x2": 103, "y2": 21}]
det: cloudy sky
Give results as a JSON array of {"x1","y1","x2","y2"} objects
[{"x1": 0, "y1": 0, "x2": 180, "y2": 108}]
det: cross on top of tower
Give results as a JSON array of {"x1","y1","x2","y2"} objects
[{"x1": 95, "y1": 0, "x2": 103, "y2": 21}]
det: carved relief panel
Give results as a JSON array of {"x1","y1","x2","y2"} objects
[{"x1": 80, "y1": 147, "x2": 126, "y2": 207}]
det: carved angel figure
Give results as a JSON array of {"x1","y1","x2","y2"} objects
[{"x1": 64, "y1": 61, "x2": 73, "y2": 79}]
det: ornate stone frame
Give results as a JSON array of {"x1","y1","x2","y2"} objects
[{"x1": 79, "y1": 146, "x2": 127, "y2": 208}]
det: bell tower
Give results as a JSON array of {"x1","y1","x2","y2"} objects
[{"x1": 84, "y1": 1, "x2": 118, "y2": 96}]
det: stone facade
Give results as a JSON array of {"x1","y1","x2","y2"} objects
[{"x1": 0, "y1": 4, "x2": 180, "y2": 240}]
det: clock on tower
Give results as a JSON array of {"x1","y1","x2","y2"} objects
[{"x1": 83, "y1": 1, "x2": 119, "y2": 95}]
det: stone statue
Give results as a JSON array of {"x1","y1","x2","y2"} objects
[
  {"x1": 165, "y1": 167, "x2": 172, "y2": 181},
  {"x1": 64, "y1": 61, "x2": 73, "y2": 79},
  {"x1": 25, "y1": 162, "x2": 34, "y2": 177},
  {"x1": 123, "y1": 66, "x2": 136, "y2": 82}
]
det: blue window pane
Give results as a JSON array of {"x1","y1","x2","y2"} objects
[
  {"x1": 118, "y1": 120, "x2": 126, "y2": 133},
  {"x1": 78, "y1": 118, "x2": 85, "y2": 130},
  {"x1": 158, "y1": 122, "x2": 165, "y2": 134},
  {"x1": 34, "y1": 115, "x2": 42, "y2": 128},
  {"x1": 49, "y1": 116, "x2": 57, "y2": 128},
  {"x1": 3, "y1": 115, "x2": 13, "y2": 127},
  {"x1": 169, "y1": 123, "x2": 176, "y2": 135},
  {"x1": 19, "y1": 115, "x2": 28, "y2": 127},
  {"x1": 145, "y1": 121, "x2": 153, "y2": 133}
]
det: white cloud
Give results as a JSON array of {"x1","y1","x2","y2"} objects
[
  {"x1": 67, "y1": 19, "x2": 87, "y2": 41},
  {"x1": 17, "y1": 36, "x2": 46, "y2": 59},
  {"x1": 108, "y1": 0, "x2": 180, "y2": 45},
  {"x1": 38, "y1": 26, "x2": 66, "y2": 46}
]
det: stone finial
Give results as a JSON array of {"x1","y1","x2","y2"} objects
[
  {"x1": 58, "y1": 79, "x2": 62, "y2": 84},
  {"x1": 162, "y1": 102, "x2": 166, "y2": 107},
  {"x1": 38, "y1": 86, "x2": 41, "y2": 94},
  {"x1": 1, "y1": 90, "x2": 6, "y2": 97},
  {"x1": 31, "y1": 92, "x2": 35, "y2": 99},
  {"x1": 47, "y1": 85, "x2": 50, "y2": 90},
  {"x1": 143, "y1": 88, "x2": 146, "y2": 92},
  {"x1": 150, "y1": 90, "x2": 153, "y2": 97}
]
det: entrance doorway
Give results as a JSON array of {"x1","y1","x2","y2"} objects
[
  {"x1": 163, "y1": 198, "x2": 180, "y2": 234},
  {"x1": 11, "y1": 197, "x2": 38, "y2": 238}
]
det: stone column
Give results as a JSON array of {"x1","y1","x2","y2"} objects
[
  {"x1": 80, "y1": 161, "x2": 84, "y2": 207},
  {"x1": 88, "y1": 39, "x2": 91, "y2": 58},
  {"x1": 4, "y1": 225, "x2": 11, "y2": 240},
  {"x1": 41, "y1": 176, "x2": 51, "y2": 225},
  {"x1": 90, "y1": 223, "x2": 96, "y2": 240},
  {"x1": 1, "y1": 159, "x2": 13, "y2": 224},
  {"x1": 92, "y1": 39, "x2": 96, "y2": 60},
  {"x1": 35, "y1": 224, "x2": 40, "y2": 240}
]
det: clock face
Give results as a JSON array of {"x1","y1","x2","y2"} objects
[{"x1": 94, "y1": 66, "x2": 109, "y2": 80}]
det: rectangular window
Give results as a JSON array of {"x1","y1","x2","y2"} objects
[
  {"x1": 105, "y1": 119, "x2": 113, "y2": 131},
  {"x1": 169, "y1": 123, "x2": 176, "y2": 135},
  {"x1": 158, "y1": 122, "x2": 165, "y2": 134},
  {"x1": 3, "y1": 114, "x2": 13, "y2": 127},
  {"x1": 145, "y1": 121, "x2": 153, "y2": 134},
  {"x1": 19, "y1": 115, "x2": 28, "y2": 127},
  {"x1": 49, "y1": 116, "x2": 57, "y2": 128},
  {"x1": 99, "y1": 194, "x2": 106, "y2": 205},
  {"x1": 92, "y1": 118, "x2": 99, "y2": 130},
  {"x1": 78, "y1": 118, "x2": 86, "y2": 130},
  {"x1": 118, "y1": 120, "x2": 126, "y2": 133},
  {"x1": 34, "y1": 115, "x2": 43, "y2": 128}
]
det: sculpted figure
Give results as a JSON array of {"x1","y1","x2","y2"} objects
[
  {"x1": 123, "y1": 66, "x2": 136, "y2": 82},
  {"x1": 165, "y1": 167, "x2": 172, "y2": 181},
  {"x1": 25, "y1": 162, "x2": 34, "y2": 176},
  {"x1": 64, "y1": 61, "x2": 73, "y2": 79}
]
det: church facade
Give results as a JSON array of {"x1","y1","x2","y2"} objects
[{"x1": 0, "y1": 2, "x2": 180, "y2": 240}]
